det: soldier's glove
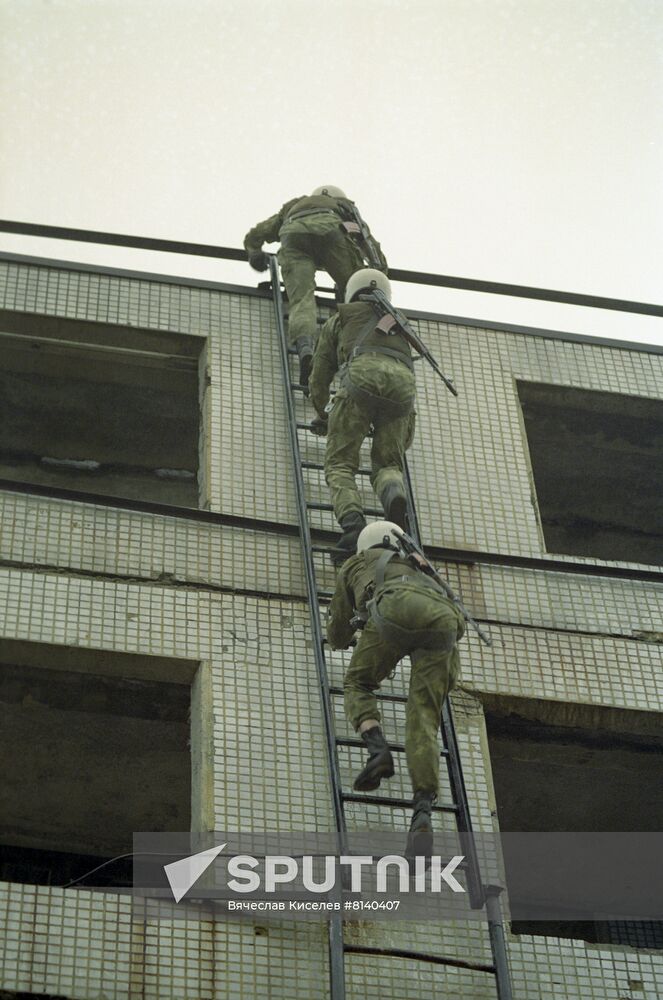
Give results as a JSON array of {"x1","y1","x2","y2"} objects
[
  {"x1": 247, "y1": 250, "x2": 269, "y2": 272},
  {"x1": 309, "y1": 416, "x2": 328, "y2": 437}
]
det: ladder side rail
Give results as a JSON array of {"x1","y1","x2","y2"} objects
[
  {"x1": 486, "y1": 888, "x2": 514, "y2": 1000},
  {"x1": 267, "y1": 254, "x2": 347, "y2": 1000},
  {"x1": 440, "y1": 698, "x2": 487, "y2": 908}
]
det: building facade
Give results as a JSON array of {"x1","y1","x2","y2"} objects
[{"x1": 0, "y1": 252, "x2": 661, "y2": 999}]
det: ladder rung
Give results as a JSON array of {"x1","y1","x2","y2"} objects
[
  {"x1": 336, "y1": 736, "x2": 406, "y2": 753},
  {"x1": 335, "y1": 736, "x2": 448, "y2": 759},
  {"x1": 317, "y1": 589, "x2": 334, "y2": 600},
  {"x1": 343, "y1": 945, "x2": 495, "y2": 976},
  {"x1": 342, "y1": 792, "x2": 459, "y2": 814},
  {"x1": 307, "y1": 501, "x2": 383, "y2": 516},
  {"x1": 329, "y1": 686, "x2": 409, "y2": 705},
  {"x1": 302, "y1": 462, "x2": 372, "y2": 477},
  {"x1": 249, "y1": 274, "x2": 323, "y2": 298},
  {"x1": 290, "y1": 383, "x2": 309, "y2": 391},
  {"x1": 312, "y1": 543, "x2": 376, "y2": 556}
]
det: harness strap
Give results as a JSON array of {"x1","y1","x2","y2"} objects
[{"x1": 374, "y1": 548, "x2": 397, "y2": 588}]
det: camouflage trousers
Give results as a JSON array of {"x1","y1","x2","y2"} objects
[
  {"x1": 279, "y1": 217, "x2": 364, "y2": 345},
  {"x1": 344, "y1": 581, "x2": 463, "y2": 795},
  {"x1": 325, "y1": 355, "x2": 416, "y2": 524}
]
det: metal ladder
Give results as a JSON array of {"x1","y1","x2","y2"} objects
[{"x1": 267, "y1": 255, "x2": 513, "y2": 1000}]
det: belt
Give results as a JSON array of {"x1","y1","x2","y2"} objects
[
  {"x1": 285, "y1": 208, "x2": 340, "y2": 223},
  {"x1": 351, "y1": 346, "x2": 415, "y2": 371}
]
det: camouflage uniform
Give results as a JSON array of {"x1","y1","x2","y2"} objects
[
  {"x1": 328, "y1": 547, "x2": 464, "y2": 795},
  {"x1": 309, "y1": 302, "x2": 416, "y2": 524},
  {"x1": 243, "y1": 194, "x2": 387, "y2": 346}
]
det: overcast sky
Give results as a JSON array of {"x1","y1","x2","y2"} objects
[{"x1": 0, "y1": 0, "x2": 661, "y2": 346}]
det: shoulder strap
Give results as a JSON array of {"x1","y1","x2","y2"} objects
[
  {"x1": 352, "y1": 314, "x2": 383, "y2": 355},
  {"x1": 374, "y1": 548, "x2": 397, "y2": 589}
]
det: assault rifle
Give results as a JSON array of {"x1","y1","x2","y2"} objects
[
  {"x1": 359, "y1": 288, "x2": 458, "y2": 397},
  {"x1": 339, "y1": 201, "x2": 386, "y2": 271},
  {"x1": 397, "y1": 531, "x2": 492, "y2": 646}
]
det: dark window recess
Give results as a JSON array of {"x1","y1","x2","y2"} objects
[
  {"x1": 0, "y1": 844, "x2": 132, "y2": 889},
  {"x1": 0, "y1": 323, "x2": 200, "y2": 506},
  {"x1": 0, "y1": 992, "x2": 70, "y2": 999},
  {"x1": 0, "y1": 639, "x2": 194, "y2": 889},
  {"x1": 517, "y1": 381, "x2": 663, "y2": 566},
  {"x1": 486, "y1": 708, "x2": 663, "y2": 948}
]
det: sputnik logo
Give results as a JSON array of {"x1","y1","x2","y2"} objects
[
  {"x1": 163, "y1": 844, "x2": 466, "y2": 902},
  {"x1": 164, "y1": 843, "x2": 226, "y2": 903}
]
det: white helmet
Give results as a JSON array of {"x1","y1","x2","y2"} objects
[
  {"x1": 345, "y1": 267, "x2": 392, "y2": 304},
  {"x1": 357, "y1": 520, "x2": 404, "y2": 553},
  {"x1": 312, "y1": 185, "x2": 347, "y2": 198}
]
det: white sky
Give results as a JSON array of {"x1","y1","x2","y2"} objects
[{"x1": 0, "y1": 0, "x2": 662, "y2": 346}]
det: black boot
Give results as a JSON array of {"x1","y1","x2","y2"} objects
[
  {"x1": 295, "y1": 336, "x2": 314, "y2": 392},
  {"x1": 405, "y1": 790, "x2": 436, "y2": 859},
  {"x1": 379, "y1": 482, "x2": 408, "y2": 530},
  {"x1": 353, "y1": 726, "x2": 395, "y2": 792},
  {"x1": 331, "y1": 511, "x2": 366, "y2": 566}
]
